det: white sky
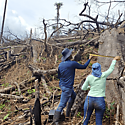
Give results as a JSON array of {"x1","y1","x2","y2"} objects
[
  {"x1": 0, "y1": 0, "x2": 125, "y2": 39},
  {"x1": 0, "y1": 0, "x2": 83, "y2": 38}
]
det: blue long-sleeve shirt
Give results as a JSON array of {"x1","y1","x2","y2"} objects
[{"x1": 58, "y1": 59, "x2": 90, "y2": 88}]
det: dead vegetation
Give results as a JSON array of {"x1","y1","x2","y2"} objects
[{"x1": 0, "y1": 1, "x2": 125, "y2": 125}]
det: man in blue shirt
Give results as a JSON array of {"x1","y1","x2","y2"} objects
[{"x1": 53, "y1": 48, "x2": 92, "y2": 123}]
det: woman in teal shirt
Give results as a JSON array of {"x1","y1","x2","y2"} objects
[{"x1": 81, "y1": 56, "x2": 120, "y2": 125}]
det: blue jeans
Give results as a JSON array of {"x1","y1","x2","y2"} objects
[
  {"x1": 83, "y1": 96, "x2": 105, "y2": 125},
  {"x1": 56, "y1": 86, "x2": 76, "y2": 113}
]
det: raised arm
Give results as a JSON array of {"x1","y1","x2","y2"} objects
[
  {"x1": 74, "y1": 55, "x2": 93, "y2": 69},
  {"x1": 104, "y1": 56, "x2": 120, "y2": 77}
]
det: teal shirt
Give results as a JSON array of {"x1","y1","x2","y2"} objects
[{"x1": 81, "y1": 60, "x2": 116, "y2": 97}]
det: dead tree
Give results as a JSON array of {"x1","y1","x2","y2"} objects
[
  {"x1": 0, "y1": 0, "x2": 8, "y2": 44},
  {"x1": 43, "y1": 19, "x2": 48, "y2": 52},
  {"x1": 79, "y1": 2, "x2": 100, "y2": 33}
]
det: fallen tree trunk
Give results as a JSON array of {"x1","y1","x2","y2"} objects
[
  {"x1": 50, "y1": 36, "x2": 99, "y2": 47},
  {"x1": 53, "y1": 34, "x2": 99, "y2": 41},
  {"x1": 28, "y1": 64, "x2": 58, "y2": 76}
]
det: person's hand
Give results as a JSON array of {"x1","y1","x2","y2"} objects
[
  {"x1": 113, "y1": 56, "x2": 121, "y2": 61},
  {"x1": 89, "y1": 54, "x2": 93, "y2": 60}
]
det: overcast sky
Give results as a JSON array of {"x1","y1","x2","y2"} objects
[
  {"x1": 0, "y1": 0, "x2": 125, "y2": 39},
  {"x1": 0, "y1": 0, "x2": 84, "y2": 38}
]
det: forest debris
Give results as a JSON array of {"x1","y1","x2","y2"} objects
[
  {"x1": 53, "y1": 35, "x2": 87, "y2": 41},
  {"x1": 84, "y1": 36, "x2": 99, "y2": 46},
  {"x1": 48, "y1": 36, "x2": 99, "y2": 48},
  {"x1": 73, "y1": 48, "x2": 84, "y2": 61},
  {"x1": 50, "y1": 89, "x2": 57, "y2": 108},
  {"x1": 33, "y1": 68, "x2": 58, "y2": 76},
  {"x1": 28, "y1": 64, "x2": 58, "y2": 76},
  {"x1": 51, "y1": 39, "x2": 87, "y2": 47},
  {"x1": 0, "y1": 93, "x2": 23, "y2": 100},
  {"x1": 41, "y1": 77, "x2": 51, "y2": 95},
  {"x1": 0, "y1": 77, "x2": 36, "y2": 94},
  {"x1": 13, "y1": 82, "x2": 22, "y2": 96}
]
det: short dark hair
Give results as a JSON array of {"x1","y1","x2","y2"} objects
[{"x1": 65, "y1": 55, "x2": 72, "y2": 61}]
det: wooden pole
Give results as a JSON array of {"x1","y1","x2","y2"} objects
[{"x1": 0, "y1": 0, "x2": 8, "y2": 44}]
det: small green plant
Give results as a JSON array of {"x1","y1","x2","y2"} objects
[
  {"x1": 27, "y1": 89, "x2": 35, "y2": 94},
  {"x1": 78, "y1": 61, "x2": 82, "y2": 64},
  {"x1": 104, "y1": 101, "x2": 115, "y2": 120},
  {"x1": 42, "y1": 82, "x2": 48, "y2": 85},
  {"x1": 32, "y1": 89, "x2": 35, "y2": 93},
  {"x1": 41, "y1": 57, "x2": 46, "y2": 60},
  {"x1": 55, "y1": 77, "x2": 59, "y2": 80},
  {"x1": 110, "y1": 101, "x2": 115, "y2": 115},
  {"x1": 76, "y1": 112, "x2": 82, "y2": 118},
  {"x1": 0, "y1": 104, "x2": 5, "y2": 111},
  {"x1": 58, "y1": 54, "x2": 62, "y2": 59},
  {"x1": 3, "y1": 113, "x2": 9, "y2": 120},
  {"x1": 2, "y1": 78, "x2": 5, "y2": 81},
  {"x1": 49, "y1": 75, "x2": 53, "y2": 78},
  {"x1": 88, "y1": 37, "x2": 92, "y2": 40},
  {"x1": 89, "y1": 63, "x2": 93, "y2": 66},
  {"x1": 86, "y1": 54, "x2": 89, "y2": 59},
  {"x1": 49, "y1": 87, "x2": 53, "y2": 91},
  {"x1": 1, "y1": 83, "x2": 9, "y2": 87},
  {"x1": 16, "y1": 91, "x2": 19, "y2": 95},
  {"x1": 28, "y1": 97, "x2": 32, "y2": 99},
  {"x1": 68, "y1": 39, "x2": 73, "y2": 42},
  {"x1": 21, "y1": 55, "x2": 24, "y2": 58}
]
